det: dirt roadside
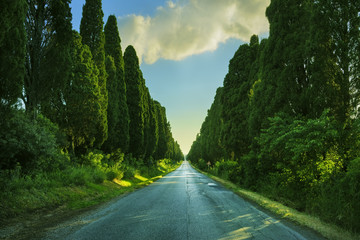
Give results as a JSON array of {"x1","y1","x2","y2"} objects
[
  {"x1": 0, "y1": 190, "x2": 133, "y2": 240},
  {"x1": 0, "y1": 205, "x2": 89, "y2": 240}
]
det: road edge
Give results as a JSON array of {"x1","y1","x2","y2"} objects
[
  {"x1": 189, "y1": 162, "x2": 358, "y2": 240},
  {"x1": 0, "y1": 162, "x2": 183, "y2": 240}
]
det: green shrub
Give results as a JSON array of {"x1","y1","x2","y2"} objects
[
  {"x1": 197, "y1": 159, "x2": 208, "y2": 171},
  {"x1": 123, "y1": 165, "x2": 136, "y2": 179},
  {"x1": 106, "y1": 168, "x2": 123, "y2": 181},
  {"x1": 213, "y1": 160, "x2": 239, "y2": 182},
  {"x1": 64, "y1": 167, "x2": 91, "y2": 186},
  {"x1": 312, "y1": 158, "x2": 360, "y2": 232},
  {"x1": 108, "y1": 149, "x2": 124, "y2": 165},
  {"x1": 0, "y1": 109, "x2": 66, "y2": 172},
  {"x1": 91, "y1": 168, "x2": 106, "y2": 184},
  {"x1": 83, "y1": 151, "x2": 106, "y2": 168}
]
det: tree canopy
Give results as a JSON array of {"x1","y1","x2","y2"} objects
[{"x1": 188, "y1": 0, "x2": 360, "y2": 232}]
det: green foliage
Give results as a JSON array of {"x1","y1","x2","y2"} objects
[
  {"x1": 189, "y1": 0, "x2": 360, "y2": 233},
  {"x1": 80, "y1": 0, "x2": 108, "y2": 148},
  {"x1": 63, "y1": 32, "x2": 104, "y2": 154},
  {"x1": 0, "y1": 110, "x2": 67, "y2": 172},
  {"x1": 308, "y1": 157, "x2": 360, "y2": 232},
  {"x1": 62, "y1": 166, "x2": 106, "y2": 186},
  {"x1": 309, "y1": 0, "x2": 360, "y2": 123},
  {"x1": 124, "y1": 45, "x2": 145, "y2": 158},
  {"x1": 188, "y1": 88, "x2": 225, "y2": 164},
  {"x1": 221, "y1": 37, "x2": 259, "y2": 159},
  {"x1": 252, "y1": 110, "x2": 342, "y2": 210},
  {"x1": 80, "y1": 150, "x2": 124, "y2": 182},
  {"x1": 195, "y1": 159, "x2": 208, "y2": 171},
  {"x1": 103, "y1": 15, "x2": 129, "y2": 152},
  {"x1": 102, "y1": 55, "x2": 120, "y2": 152},
  {"x1": 41, "y1": 0, "x2": 73, "y2": 117},
  {"x1": 24, "y1": 0, "x2": 73, "y2": 116},
  {"x1": 154, "y1": 101, "x2": 168, "y2": 159},
  {"x1": 122, "y1": 46, "x2": 180, "y2": 162},
  {"x1": 0, "y1": 0, "x2": 26, "y2": 106},
  {"x1": 211, "y1": 160, "x2": 240, "y2": 183},
  {"x1": 123, "y1": 165, "x2": 136, "y2": 179},
  {"x1": 144, "y1": 94, "x2": 158, "y2": 161},
  {"x1": 200, "y1": 88, "x2": 225, "y2": 163},
  {"x1": 0, "y1": 0, "x2": 183, "y2": 226}
]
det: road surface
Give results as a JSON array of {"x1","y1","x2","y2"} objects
[{"x1": 43, "y1": 161, "x2": 323, "y2": 240}]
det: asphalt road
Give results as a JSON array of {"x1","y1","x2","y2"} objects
[{"x1": 43, "y1": 161, "x2": 324, "y2": 240}]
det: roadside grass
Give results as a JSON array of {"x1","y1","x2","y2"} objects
[
  {"x1": 0, "y1": 159, "x2": 180, "y2": 226},
  {"x1": 193, "y1": 166, "x2": 359, "y2": 240}
]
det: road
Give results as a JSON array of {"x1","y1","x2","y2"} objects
[{"x1": 43, "y1": 161, "x2": 323, "y2": 240}]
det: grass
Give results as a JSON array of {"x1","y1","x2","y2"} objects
[
  {"x1": 193, "y1": 166, "x2": 360, "y2": 240},
  {"x1": 0, "y1": 159, "x2": 180, "y2": 226}
]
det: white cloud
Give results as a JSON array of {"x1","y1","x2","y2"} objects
[{"x1": 117, "y1": 0, "x2": 270, "y2": 64}]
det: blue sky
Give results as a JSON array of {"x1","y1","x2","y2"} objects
[{"x1": 70, "y1": 0, "x2": 269, "y2": 154}]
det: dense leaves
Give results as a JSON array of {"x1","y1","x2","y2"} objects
[
  {"x1": 1, "y1": 0, "x2": 183, "y2": 175},
  {"x1": 124, "y1": 46, "x2": 145, "y2": 158},
  {"x1": 80, "y1": 0, "x2": 108, "y2": 148},
  {"x1": 0, "y1": 110, "x2": 66, "y2": 172},
  {"x1": 189, "y1": 0, "x2": 360, "y2": 233},
  {"x1": 24, "y1": 0, "x2": 73, "y2": 118},
  {"x1": 103, "y1": 15, "x2": 129, "y2": 153},
  {"x1": 0, "y1": 0, "x2": 27, "y2": 107},
  {"x1": 64, "y1": 32, "x2": 104, "y2": 154}
]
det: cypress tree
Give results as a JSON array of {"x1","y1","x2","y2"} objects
[
  {"x1": 0, "y1": 0, "x2": 27, "y2": 107},
  {"x1": 64, "y1": 32, "x2": 103, "y2": 154},
  {"x1": 24, "y1": 0, "x2": 73, "y2": 117},
  {"x1": 249, "y1": 0, "x2": 311, "y2": 138},
  {"x1": 41, "y1": 0, "x2": 73, "y2": 123},
  {"x1": 102, "y1": 55, "x2": 119, "y2": 152},
  {"x1": 192, "y1": 87, "x2": 224, "y2": 164},
  {"x1": 154, "y1": 101, "x2": 171, "y2": 160},
  {"x1": 221, "y1": 36, "x2": 259, "y2": 159},
  {"x1": 188, "y1": 134, "x2": 202, "y2": 164},
  {"x1": 144, "y1": 93, "x2": 158, "y2": 162},
  {"x1": 124, "y1": 45, "x2": 145, "y2": 158},
  {"x1": 164, "y1": 121, "x2": 174, "y2": 159},
  {"x1": 80, "y1": 0, "x2": 108, "y2": 148},
  {"x1": 104, "y1": 15, "x2": 129, "y2": 152},
  {"x1": 308, "y1": 0, "x2": 360, "y2": 123},
  {"x1": 307, "y1": 0, "x2": 360, "y2": 168},
  {"x1": 204, "y1": 87, "x2": 225, "y2": 163}
]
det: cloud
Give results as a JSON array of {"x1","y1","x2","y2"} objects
[{"x1": 117, "y1": 0, "x2": 270, "y2": 64}]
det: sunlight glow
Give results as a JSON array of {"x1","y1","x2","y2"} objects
[
  {"x1": 220, "y1": 227, "x2": 252, "y2": 240},
  {"x1": 113, "y1": 179, "x2": 132, "y2": 187},
  {"x1": 135, "y1": 174, "x2": 149, "y2": 182}
]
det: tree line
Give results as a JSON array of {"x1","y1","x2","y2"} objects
[
  {"x1": 0, "y1": 0, "x2": 183, "y2": 173},
  {"x1": 188, "y1": 0, "x2": 360, "y2": 233}
]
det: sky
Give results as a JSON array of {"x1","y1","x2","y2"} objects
[{"x1": 70, "y1": 0, "x2": 270, "y2": 154}]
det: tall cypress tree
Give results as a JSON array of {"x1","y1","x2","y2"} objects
[
  {"x1": 221, "y1": 36, "x2": 259, "y2": 159},
  {"x1": 144, "y1": 92, "x2": 158, "y2": 161},
  {"x1": 154, "y1": 101, "x2": 167, "y2": 160},
  {"x1": 199, "y1": 87, "x2": 224, "y2": 164},
  {"x1": 80, "y1": 0, "x2": 108, "y2": 148},
  {"x1": 124, "y1": 45, "x2": 145, "y2": 158},
  {"x1": 102, "y1": 55, "x2": 119, "y2": 152},
  {"x1": 308, "y1": 0, "x2": 360, "y2": 123},
  {"x1": 41, "y1": 0, "x2": 73, "y2": 123},
  {"x1": 64, "y1": 32, "x2": 103, "y2": 154},
  {"x1": 0, "y1": 0, "x2": 27, "y2": 108},
  {"x1": 24, "y1": 0, "x2": 73, "y2": 118},
  {"x1": 308, "y1": 0, "x2": 360, "y2": 167},
  {"x1": 249, "y1": 0, "x2": 311, "y2": 138},
  {"x1": 103, "y1": 15, "x2": 129, "y2": 152}
]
